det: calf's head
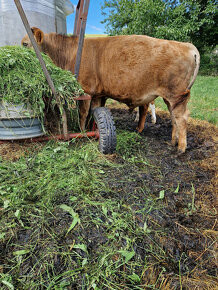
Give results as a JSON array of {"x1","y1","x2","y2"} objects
[{"x1": 21, "y1": 27, "x2": 44, "y2": 50}]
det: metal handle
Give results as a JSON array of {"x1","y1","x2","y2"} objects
[
  {"x1": 14, "y1": 0, "x2": 57, "y2": 96},
  {"x1": 74, "y1": 0, "x2": 90, "y2": 79}
]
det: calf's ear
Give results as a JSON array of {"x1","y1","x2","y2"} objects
[{"x1": 31, "y1": 27, "x2": 44, "y2": 44}]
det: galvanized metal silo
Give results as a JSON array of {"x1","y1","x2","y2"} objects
[{"x1": 0, "y1": 0, "x2": 74, "y2": 47}]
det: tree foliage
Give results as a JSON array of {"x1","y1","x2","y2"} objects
[{"x1": 101, "y1": 0, "x2": 217, "y2": 52}]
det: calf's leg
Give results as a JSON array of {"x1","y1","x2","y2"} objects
[
  {"x1": 79, "y1": 99, "x2": 91, "y2": 131},
  {"x1": 91, "y1": 96, "x2": 106, "y2": 109},
  {"x1": 135, "y1": 102, "x2": 156, "y2": 124},
  {"x1": 136, "y1": 104, "x2": 149, "y2": 133},
  {"x1": 164, "y1": 99, "x2": 178, "y2": 146},
  {"x1": 134, "y1": 108, "x2": 140, "y2": 122},
  {"x1": 169, "y1": 90, "x2": 190, "y2": 153},
  {"x1": 172, "y1": 106, "x2": 189, "y2": 153},
  {"x1": 149, "y1": 101, "x2": 156, "y2": 124}
]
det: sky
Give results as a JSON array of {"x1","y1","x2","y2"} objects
[{"x1": 67, "y1": 1, "x2": 107, "y2": 35}]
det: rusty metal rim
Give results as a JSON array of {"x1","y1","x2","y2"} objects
[{"x1": 0, "y1": 130, "x2": 99, "y2": 144}]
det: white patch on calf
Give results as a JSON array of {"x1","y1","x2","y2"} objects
[
  {"x1": 149, "y1": 103, "x2": 156, "y2": 124},
  {"x1": 135, "y1": 109, "x2": 140, "y2": 122},
  {"x1": 134, "y1": 103, "x2": 156, "y2": 124}
]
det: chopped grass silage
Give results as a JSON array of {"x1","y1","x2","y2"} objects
[
  {"x1": 0, "y1": 139, "x2": 165, "y2": 289},
  {"x1": 0, "y1": 46, "x2": 84, "y2": 122}
]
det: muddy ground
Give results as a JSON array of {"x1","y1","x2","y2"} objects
[
  {"x1": 109, "y1": 106, "x2": 217, "y2": 288},
  {"x1": 0, "y1": 106, "x2": 217, "y2": 289}
]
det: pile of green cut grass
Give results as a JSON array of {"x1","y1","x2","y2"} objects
[
  {"x1": 0, "y1": 129, "x2": 217, "y2": 289},
  {"x1": 155, "y1": 75, "x2": 218, "y2": 125},
  {"x1": 0, "y1": 135, "x2": 162, "y2": 289},
  {"x1": 0, "y1": 46, "x2": 84, "y2": 121}
]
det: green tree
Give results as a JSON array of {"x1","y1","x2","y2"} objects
[
  {"x1": 101, "y1": 0, "x2": 136, "y2": 35},
  {"x1": 101, "y1": 0, "x2": 217, "y2": 52}
]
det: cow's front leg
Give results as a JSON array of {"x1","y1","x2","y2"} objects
[
  {"x1": 136, "y1": 104, "x2": 149, "y2": 133},
  {"x1": 78, "y1": 99, "x2": 91, "y2": 131},
  {"x1": 91, "y1": 96, "x2": 106, "y2": 110}
]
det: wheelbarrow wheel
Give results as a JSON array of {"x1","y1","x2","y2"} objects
[{"x1": 92, "y1": 107, "x2": 116, "y2": 154}]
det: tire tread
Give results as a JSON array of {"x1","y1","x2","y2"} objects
[{"x1": 93, "y1": 107, "x2": 116, "y2": 154}]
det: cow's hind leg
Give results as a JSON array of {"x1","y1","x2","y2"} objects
[
  {"x1": 164, "y1": 99, "x2": 178, "y2": 146},
  {"x1": 136, "y1": 104, "x2": 149, "y2": 133},
  {"x1": 169, "y1": 90, "x2": 190, "y2": 153},
  {"x1": 173, "y1": 106, "x2": 189, "y2": 153}
]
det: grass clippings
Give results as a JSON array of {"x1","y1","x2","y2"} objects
[
  {"x1": 0, "y1": 106, "x2": 217, "y2": 289},
  {"x1": 0, "y1": 46, "x2": 83, "y2": 123},
  {"x1": 0, "y1": 142, "x2": 43, "y2": 162}
]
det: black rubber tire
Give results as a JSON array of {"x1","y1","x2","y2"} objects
[{"x1": 92, "y1": 107, "x2": 116, "y2": 154}]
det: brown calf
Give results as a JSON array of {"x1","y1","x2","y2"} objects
[{"x1": 21, "y1": 28, "x2": 200, "y2": 152}]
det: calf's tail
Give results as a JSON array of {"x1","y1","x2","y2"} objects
[
  {"x1": 187, "y1": 46, "x2": 200, "y2": 90},
  {"x1": 172, "y1": 46, "x2": 200, "y2": 110}
]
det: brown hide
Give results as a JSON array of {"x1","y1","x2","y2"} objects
[{"x1": 21, "y1": 29, "x2": 200, "y2": 152}]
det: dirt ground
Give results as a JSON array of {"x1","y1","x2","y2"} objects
[
  {"x1": 109, "y1": 106, "x2": 217, "y2": 288},
  {"x1": 0, "y1": 106, "x2": 217, "y2": 289}
]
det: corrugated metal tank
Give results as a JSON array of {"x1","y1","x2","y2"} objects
[
  {"x1": 0, "y1": 103, "x2": 44, "y2": 140},
  {"x1": 0, "y1": 0, "x2": 74, "y2": 47},
  {"x1": 0, "y1": 118, "x2": 44, "y2": 140}
]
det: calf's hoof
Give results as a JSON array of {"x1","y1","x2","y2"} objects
[
  {"x1": 171, "y1": 138, "x2": 178, "y2": 147},
  {"x1": 136, "y1": 127, "x2": 143, "y2": 133},
  {"x1": 177, "y1": 147, "x2": 186, "y2": 154},
  {"x1": 151, "y1": 118, "x2": 156, "y2": 124}
]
